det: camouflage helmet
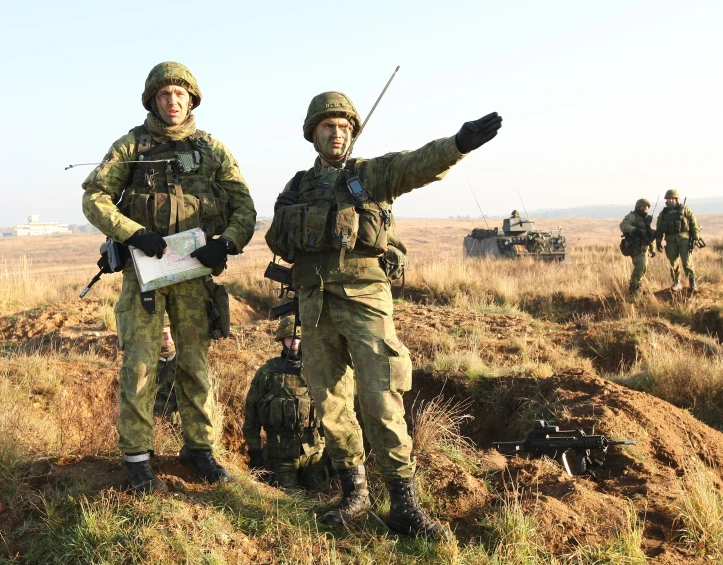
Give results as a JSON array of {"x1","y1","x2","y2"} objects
[
  {"x1": 275, "y1": 316, "x2": 300, "y2": 341},
  {"x1": 142, "y1": 62, "x2": 202, "y2": 111},
  {"x1": 303, "y1": 92, "x2": 361, "y2": 142},
  {"x1": 635, "y1": 198, "x2": 651, "y2": 209},
  {"x1": 664, "y1": 189, "x2": 680, "y2": 199}
]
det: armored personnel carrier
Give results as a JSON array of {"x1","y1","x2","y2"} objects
[{"x1": 463, "y1": 215, "x2": 566, "y2": 261}]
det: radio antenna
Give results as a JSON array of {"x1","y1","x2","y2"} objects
[{"x1": 467, "y1": 181, "x2": 490, "y2": 229}]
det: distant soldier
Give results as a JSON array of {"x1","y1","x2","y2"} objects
[
  {"x1": 510, "y1": 210, "x2": 520, "y2": 219},
  {"x1": 619, "y1": 198, "x2": 655, "y2": 295},
  {"x1": 655, "y1": 189, "x2": 700, "y2": 291},
  {"x1": 154, "y1": 316, "x2": 179, "y2": 421},
  {"x1": 243, "y1": 317, "x2": 328, "y2": 490}
]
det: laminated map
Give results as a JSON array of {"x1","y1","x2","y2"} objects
[{"x1": 129, "y1": 228, "x2": 212, "y2": 292}]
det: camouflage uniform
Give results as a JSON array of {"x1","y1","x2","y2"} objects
[
  {"x1": 619, "y1": 200, "x2": 655, "y2": 294},
  {"x1": 266, "y1": 91, "x2": 500, "y2": 538},
  {"x1": 82, "y1": 62, "x2": 256, "y2": 456},
  {"x1": 268, "y1": 101, "x2": 466, "y2": 481},
  {"x1": 243, "y1": 356, "x2": 327, "y2": 490},
  {"x1": 656, "y1": 195, "x2": 700, "y2": 289}
]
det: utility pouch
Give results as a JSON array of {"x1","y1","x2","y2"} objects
[
  {"x1": 332, "y1": 203, "x2": 359, "y2": 251},
  {"x1": 619, "y1": 236, "x2": 633, "y2": 257},
  {"x1": 303, "y1": 204, "x2": 330, "y2": 251},
  {"x1": 297, "y1": 397, "x2": 311, "y2": 428},
  {"x1": 282, "y1": 399, "x2": 297, "y2": 430},
  {"x1": 269, "y1": 398, "x2": 284, "y2": 429},
  {"x1": 204, "y1": 278, "x2": 231, "y2": 340},
  {"x1": 356, "y1": 205, "x2": 389, "y2": 255},
  {"x1": 382, "y1": 245, "x2": 406, "y2": 281}
]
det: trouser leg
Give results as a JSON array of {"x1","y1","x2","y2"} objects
[
  {"x1": 115, "y1": 270, "x2": 166, "y2": 453},
  {"x1": 302, "y1": 301, "x2": 365, "y2": 471},
  {"x1": 326, "y1": 284, "x2": 415, "y2": 481},
  {"x1": 166, "y1": 279, "x2": 214, "y2": 450}
]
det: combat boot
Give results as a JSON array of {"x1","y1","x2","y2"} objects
[
  {"x1": 386, "y1": 477, "x2": 452, "y2": 540},
  {"x1": 125, "y1": 452, "x2": 168, "y2": 494},
  {"x1": 671, "y1": 280, "x2": 683, "y2": 291},
  {"x1": 179, "y1": 446, "x2": 230, "y2": 483},
  {"x1": 689, "y1": 277, "x2": 698, "y2": 292},
  {"x1": 627, "y1": 283, "x2": 641, "y2": 297},
  {"x1": 321, "y1": 464, "x2": 371, "y2": 525}
]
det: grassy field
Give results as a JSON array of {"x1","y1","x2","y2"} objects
[{"x1": 1, "y1": 217, "x2": 723, "y2": 564}]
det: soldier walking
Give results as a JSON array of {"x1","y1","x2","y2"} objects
[
  {"x1": 619, "y1": 199, "x2": 655, "y2": 296},
  {"x1": 267, "y1": 91, "x2": 502, "y2": 538},
  {"x1": 81, "y1": 62, "x2": 256, "y2": 493},
  {"x1": 243, "y1": 317, "x2": 328, "y2": 490},
  {"x1": 655, "y1": 189, "x2": 700, "y2": 291}
]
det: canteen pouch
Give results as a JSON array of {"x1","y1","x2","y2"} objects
[
  {"x1": 382, "y1": 245, "x2": 406, "y2": 281},
  {"x1": 268, "y1": 398, "x2": 284, "y2": 429}
]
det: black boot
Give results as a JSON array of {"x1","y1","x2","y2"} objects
[
  {"x1": 179, "y1": 446, "x2": 230, "y2": 483},
  {"x1": 689, "y1": 277, "x2": 698, "y2": 292},
  {"x1": 125, "y1": 452, "x2": 167, "y2": 494},
  {"x1": 386, "y1": 477, "x2": 452, "y2": 540},
  {"x1": 321, "y1": 465, "x2": 372, "y2": 525}
]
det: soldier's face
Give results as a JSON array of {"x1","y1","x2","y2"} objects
[
  {"x1": 154, "y1": 85, "x2": 190, "y2": 125},
  {"x1": 665, "y1": 197, "x2": 678, "y2": 207},
  {"x1": 314, "y1": 117, "x2": 352, "y2": 161},
  {"x1": 639, "y1": 205, "x2": 650, "y2": 214}
]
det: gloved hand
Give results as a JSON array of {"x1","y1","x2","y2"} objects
[
  {"x1": 126, "y1": 229, "x2": 167, "y2": 259},
  {"x1": 274, "y1": 191, "x2": 300, "y2": 213},
  {"x1": 190, "y1": 238, "x2": 228, "y2": 270},
  {"x1": 688, "y1": 238, "x2": 696, "y2": 253},
  {"x1": 455, "y1": 112, "x2": 503, "y2": 153},
  {"x1": 248, "y1": 449, "x2": 265, "y2": 470},
  {"x1": 656, "y1": 242, "x2": 663, "y2": 253}
]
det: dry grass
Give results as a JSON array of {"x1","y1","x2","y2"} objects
[
  {"x1": 675, "y1": 457, "x2": 723, "y2": 558},
  {"x1": 411, "y1": 393, "x2": 476, "y2": 457}
]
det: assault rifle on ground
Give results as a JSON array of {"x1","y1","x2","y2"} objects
[
  {"x1": 492, "y1": 420, "x2": 635, "y2": 478},
  {"x1": 264, "y1": 261, "x2": 301, "y2": 374},
  {"x1": 80, "y1": 238, "x2": 129, "y2": 298}
]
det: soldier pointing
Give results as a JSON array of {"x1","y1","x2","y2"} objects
[{"x1": 266, "y1": 90, "x2": 502, "y2": 538}]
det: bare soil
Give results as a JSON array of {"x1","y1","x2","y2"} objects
[{"x1": 3, "y1": 292, "x2": 723, "y2": 563}]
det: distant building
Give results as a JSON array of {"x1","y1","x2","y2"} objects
[{"x1": 13, "y1": 215, "x2": 70, "y2": 237}]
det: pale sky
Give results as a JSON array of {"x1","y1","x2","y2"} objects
[{"x1": 1, "y1": 0, "x2": 721, "y2": 227}]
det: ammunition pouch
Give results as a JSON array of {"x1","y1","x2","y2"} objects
[
  {"x1": 259, "y1": 396, "x2": 316, "y2": 432},
  {"x1": 382, "y1": 245, "x2": 406, "y2": 281},
  {"x1": 204, "y1": 277, "x2": 230, "y2": 340}
]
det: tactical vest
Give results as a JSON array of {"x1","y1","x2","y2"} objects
[
  {"x1": 257, "y1": 358, "x2": 319, "y2": 434},
  {"x1": 117, "y1": 126, "x2": 230, "y2": 238},
  {"x1": 659, "y1": 206, "x2": 690, "y2": 235},
  {"x1": 266, "y1": 160, "x2": 403, "y2": 288}
]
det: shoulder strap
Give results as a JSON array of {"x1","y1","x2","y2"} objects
[{"x1": 291, "y1": 170, "x2": 306, "y2": 193}]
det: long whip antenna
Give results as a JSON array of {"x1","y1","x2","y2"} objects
[
  {"x1": 467, "y1": 181, "x2": 490, "y2": 229},
  {"x1": 342, "y1": 65, "x2": 400, "y2": 168},
  {"x1": 516, "y1": 190, "x2": 530, "y2": 219}
]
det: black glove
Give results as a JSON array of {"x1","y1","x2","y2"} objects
[
  {"x1": 125, "y1": 229, "x2": 167, "y2": 259},
  {"x1": 656, "y1": 242, "x2": 663, "y2": 253},
  {"x1": 274, "y1": 191, "x2": 300, "y2": 213},
  {"x1": 455, "y1": 112, "x2": 503, "y2": 153},
  {"x1": 688, "y1": 239, "x2": 696, "y2": 253},
  {"x1": 190, "y1": 238, "x2": 229, "y2": 270},
  {"x1": 248, "y1": 449, "x2": 265, "y2": 470}
]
